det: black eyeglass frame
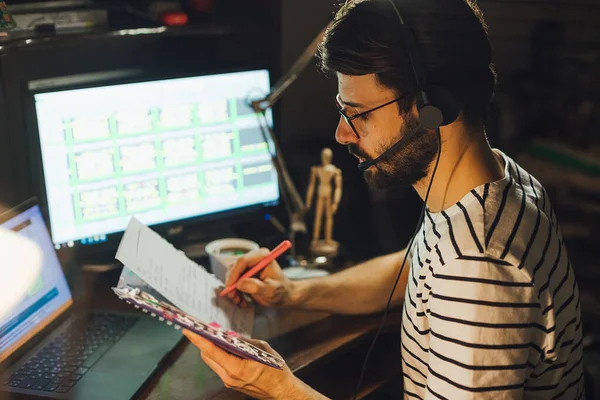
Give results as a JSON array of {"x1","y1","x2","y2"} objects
[{"x1": 335, "y1": 93, "x2": 405, "y2": 138}]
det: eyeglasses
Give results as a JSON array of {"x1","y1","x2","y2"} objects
[{"x1": 335, "y1": 93, "x2": 404, "y2": 138}]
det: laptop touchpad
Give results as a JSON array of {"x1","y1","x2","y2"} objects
[{"x1": 73, "y1": 316, "x2": 182, "y2": 400}]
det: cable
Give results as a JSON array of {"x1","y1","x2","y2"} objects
[{"x1": 353, "y1": 127, "x2": 442, "y2": 400}]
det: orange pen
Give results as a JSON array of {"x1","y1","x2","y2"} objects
[{"x1": 219, "y1": 240, "x2": 292, "y2": 297}]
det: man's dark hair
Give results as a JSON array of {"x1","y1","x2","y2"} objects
[{"x1": 318, "y1": 0, "x2": 497, "y2": 128}]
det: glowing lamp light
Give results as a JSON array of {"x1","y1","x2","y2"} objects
[{"x1": 0, "y1": 228, "x2": 42, "y2": 321}]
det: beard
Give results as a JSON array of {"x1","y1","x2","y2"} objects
[{"x1": 348, "y1": 113, "x2": 439, "y2": 191}]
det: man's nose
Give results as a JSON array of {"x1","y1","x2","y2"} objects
[{"x1": 335, "y1": 117, "x2": 359, "y2": 145}]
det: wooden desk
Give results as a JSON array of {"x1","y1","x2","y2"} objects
[
  {"x1": 139, "y1": 311, "x2": 402, "y2": 400},
  {"x1": 81, "y1": 269, "x2": 403, "y2": 400}
]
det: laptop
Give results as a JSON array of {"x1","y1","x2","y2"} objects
[{"x1": 0, "y1": 199, "x2": 182, "y2": 399}]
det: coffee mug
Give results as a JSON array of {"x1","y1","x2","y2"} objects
[{"x1": 205, "y1": 238, "x2": 260, "y2": 283}]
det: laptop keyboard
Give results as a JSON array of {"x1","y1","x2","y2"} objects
[{"x1": 2, "y1": 313, "x2": 138, "y2": 394}]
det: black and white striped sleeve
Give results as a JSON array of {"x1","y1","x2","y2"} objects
[{"x1": 425, "y1": 256, "x2": 541, "y2": 399}]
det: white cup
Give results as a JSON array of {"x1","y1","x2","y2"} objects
[{"x1": 205, "y1": 238, "x2": 260, "y2": 283}]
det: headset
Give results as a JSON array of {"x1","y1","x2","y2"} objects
[
  {"x1": 389, "y1": 1, "x2": 459, "y2": 129},
  {"x1": 355, "y1": 0, "x2": 460, "y2": 172},
  {"x1": 353, "y1": 0, "x2": 459, "y2": 398}
]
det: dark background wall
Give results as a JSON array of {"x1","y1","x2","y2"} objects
[{"x1": 482, "y1": 0, "x2": 599, "y2": 75}]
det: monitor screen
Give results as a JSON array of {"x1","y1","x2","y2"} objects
[
  {"x1": 0, "y1": 203, "x2": 73, "y2": 363},
  {"x1": 32, "y1": 69, "x2": 279, "y2": 247}
]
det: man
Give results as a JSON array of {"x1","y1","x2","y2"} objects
[{"x1": 184, "y1": 0, "x2": 584, "y2": 398}]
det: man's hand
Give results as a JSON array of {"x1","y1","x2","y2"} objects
[
  {"x1": 183, "y1": 330, "x2": 314, "y2": 399},
  {"x1": 225, "y1": 248, "x2": 295, "y2": 309}
]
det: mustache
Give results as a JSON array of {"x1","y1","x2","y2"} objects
[{"x1": 347, "y1": 144, "x2": 370, "y2": 160}]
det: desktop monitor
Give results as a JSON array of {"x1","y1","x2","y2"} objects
[{"x1": 29, "y1": 69, "x2": 280, "y2": 249}]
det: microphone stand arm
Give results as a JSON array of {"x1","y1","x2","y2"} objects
[
  {"x1": 251, "y1": 23, "x2": 329, "y2": 113},
  {"x1": 250, "y1": 22, "x2": 331, "y2": 255}
]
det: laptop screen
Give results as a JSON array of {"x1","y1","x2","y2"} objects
[{"x1": 0, "y1": 204, "x2": 73, "y2": 363}]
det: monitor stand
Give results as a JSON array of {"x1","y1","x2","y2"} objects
[{"x1": 75, "y1": 250, "x2": 121, "y2": 273}]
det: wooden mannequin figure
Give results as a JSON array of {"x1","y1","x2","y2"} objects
[{"x1": 305, "y1": 148, "x2": 342, "y2": 256}]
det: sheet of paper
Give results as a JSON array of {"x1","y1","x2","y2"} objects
[
  {"x1": 115, "y1": 218, "x2": 254, "y2": 337},
  {"x1": 118, "y1": 266, "x2": 171, "y2": 304}
]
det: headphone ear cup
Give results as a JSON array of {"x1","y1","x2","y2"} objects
[
  {"x1": 427, "y1": 86, "x2": 460, "y2": 126},
  {"x1": 418, "y1": 103, "x2": 444, "y2": 130},
  {"x1": 415, "y1": 89, "x2": 443, "y2": 129}
]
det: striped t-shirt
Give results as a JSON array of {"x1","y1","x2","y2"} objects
[{"x1": 401, "y1": 149, "x2": 584, "y2": 399}]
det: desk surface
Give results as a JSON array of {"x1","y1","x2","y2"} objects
[
  {"x1": 82, "y1": 269, "x2": 402, "y2": 400},
  {"x1": 140, "y1": 310, "x2": 402, "y2": 400}
]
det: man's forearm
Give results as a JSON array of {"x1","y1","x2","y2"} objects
[
  {"x1": 279, "y1": 377, "x2": 331, "y2": 400},
  {"x1": 283, "y1": 249, "x2": 409, "y2": 315}
]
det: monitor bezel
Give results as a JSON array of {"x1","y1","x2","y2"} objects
[{"x1": 24, "y1": 65, "x2": 281, "y2": 258}]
